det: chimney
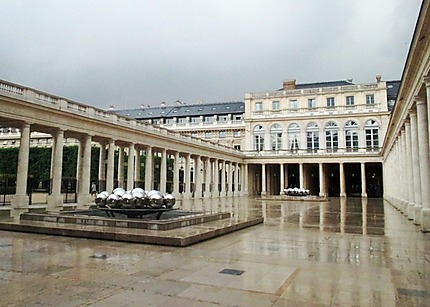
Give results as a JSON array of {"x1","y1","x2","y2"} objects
[
  {"x1": 283, "y1": 79, "x2": 296, "y2": 90},
  {"x1": 376, "y1": 75, "x2": 382, "y2": 82}
]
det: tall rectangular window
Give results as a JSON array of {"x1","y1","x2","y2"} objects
[
  {"x1": 233, "y1": 130, "x2": 241, "y2": 138},
  {"x1": 308, "y1": 98, "x2": 316, "y2": 109},
  {"x1": 204, "y1": 116, "x2": 214, "y2": 123},
  {"x1": 219, "y1": 131, "x2": 226, "y2": 138},
  {"x1": 255, "y1": 102, "x2": 263, "y2": 111},
  {"x1": 290, "y1": 100, "x2": 298, "y2": 109},
  {"x1": 346, "y1": 96, "x2": 355, "y2": 106},
  {"x1": 218, "y1": 115, "x2": 228, "y2": 122},
  {"x1": 366, "y1": 94, "x2": 375, "y2": 104},
  {"x1": 326, "y1": 97, "x2": 335, "y2": 107},
  {"x1": 272, "y1": 100, "x2": 280, "y2": 110}
]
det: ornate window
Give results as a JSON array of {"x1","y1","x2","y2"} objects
[
  {"x1": 345, "y1": 120, "x2": 359, "y2": 151},
  {"x1": 306, "y1": 122, "x2": 319, "y2": 152},
  {"x1": 270, "y1": 124, "x2": 282, "y2": 150},
  {"x1": 288, "y1": 123, "x2": 300, "y2": 152},
  {"x1": 365, "y1": 119, "x2": 379, "y2": 150},
  {"x1": 253, "y1": 125, "x2": 265, "y2": 151},
  {"x1": 325, "y1": 121, "x2": 338, "y2": 152}
]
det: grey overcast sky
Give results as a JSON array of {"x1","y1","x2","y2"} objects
[{"x1": 0, "y1": 0, "x2": 422, "y2": 109}]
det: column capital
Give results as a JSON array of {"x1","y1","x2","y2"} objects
[
  {"x1": 414, "y1": 95, "x2": 426, "y2": 105},
  {"x1": 423, "y1": 76, "x2": 430, "y2": 87}
]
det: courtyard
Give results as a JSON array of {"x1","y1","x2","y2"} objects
[{"x1": 0, "y1": 197, "x2": 428, "y2": 306}]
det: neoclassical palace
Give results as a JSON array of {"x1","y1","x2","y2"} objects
[
  {"x1": 0, "y1": 0, "x2": 429, "y2": 232},
  {"x1": 112, "y1": 77, "x2": 398, "y2": 199}
]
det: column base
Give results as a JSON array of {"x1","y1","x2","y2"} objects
[
  {"x1": 11, "y1": 194, "x2": 29, "y2": 209},
  {"x1": 340, "y1": 193, "x2": 347, "y2": 198},
  {"x1": 212, "y1": 191, "x2": 220, "y2": 197},
  {"x1": 10, "y1": 194, "x2": 29, "y2": 218},
  {"x1": 421, "y1": 208, "x2": 430, "y2": 232},
  {"x1": 280, "y1": 191, "x2": 285, "y2": 195},
  {"x1": 77, "y1": 193, "x2": 91, "y2": 207},
  {"x1": 361, "y1": 193, "x2": 368, "y2": 198},
  {"x1": 319, "y1": 192, "x2": 325, "y2": 197},
  {"x1": 219, "y1": 191, "x2": 226, "y2": 197},
  {"x1": 407, "y1": 203, "x2": 415, "y2": 220},
  {"x1": 261, "y1": 191, "x2": 267, "y2": 196},
  {"x1": 203, "y1": 191, "x2": 211, "y2": 198},
  {"x1": 183, "y1": 192, "x2": 192, "y2": 199},
  {"x1": 414, "y1": 205, "x2": 422, "y2": 225},
  {"x1": 47, "y1": 194, "x2": 64, "y2": 211}
]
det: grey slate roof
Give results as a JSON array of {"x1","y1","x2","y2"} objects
[
  {"x1": 294, "y1": 80, "x2": 355, "y2": 89},
  {"x1": 386, "y1": 80, "x2": 401, "y2": 100},
  {"x1": 114, "y1": 101, "x2": 244, "y2": 119}
]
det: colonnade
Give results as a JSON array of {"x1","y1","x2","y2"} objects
[
  {"x1": 258, "y1": 161, "x2": 369, "y2": 198},
  {"x1": 384, "y1": 82, "x2": 430, "y2": 232},
  {"x1": 10, "y1": 124, "x2": 247, "y2": 217}
]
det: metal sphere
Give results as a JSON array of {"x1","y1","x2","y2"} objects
[
  {"x1": 149, "y1": 192, "x2": 163, "y2": 208},
  {"x1": 113, "y1": 188, "x2": 126, "y2": 197},
  {"x1": 163, "y1": 194, "x2": 176, "y2": 208}
]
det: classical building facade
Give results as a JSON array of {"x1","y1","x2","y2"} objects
[
  {"x1": 0, "y1": 76, "x2": 398, "y2": 200},
  {"x1": 112, "y1": 77, "x2": 398, "y2": 198},
  {"x1": 242, "y1": 78, "x2": 397, "y2": 198}
]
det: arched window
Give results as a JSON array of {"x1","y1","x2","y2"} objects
[
  {"x1": 270, "y1": 124, "x2": 282, "y2": 151},
  {"x1": 253, "y1": 125, "x2": 265, "y2": 151},
  {"x1": 365, "y1": 119, "x2": 379, "y2": 151},
  {"x1": 345, "y1": 120, "x2": 359, "y2": 152},
  {"x1": 288, "y1": 123, "x2": 300, "y2": 152},
  {"x1": 325, "y1": 121, "x2": 338, "y2": 152},
  {"x1": 306, "y1": 122, "x2": 319, "y2": 152}
]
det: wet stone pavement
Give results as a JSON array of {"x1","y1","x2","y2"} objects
[{"x1": 0, "y1": 197, "x2": 428, "y2": 306}]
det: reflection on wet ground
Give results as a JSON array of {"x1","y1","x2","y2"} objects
[
  {"x1": 261, "y1": 197, "x2": 385, "y2": 235},
  {"x1": 0, "y1": 197, "x2": 428, "y2": 306}
]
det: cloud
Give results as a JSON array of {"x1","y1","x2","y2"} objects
[{"x1": 0, "y1": 0, "x2": 422, "y2": 108}]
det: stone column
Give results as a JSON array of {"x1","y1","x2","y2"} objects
[
  {"x1": 361, "y1": 162, "x2": 367, "y2": 198},
  {"x1": 280, "y1": 163, "x2": 285, "y2": 195},
  {"x1": 98, "y1": 142, "x2": 106, "y2": 192},
  {"x1": 299, "y1": 163, "x2": 304, "y2": 189},
  {"x1": 422, "y1": 83, "x2": 430, "y2": 231},
  {"x1": 134, "y1": 148, "x2": 142, "y2": 188},
  {"x1": 204, "y1": 157, "x2": 211, "y2": 198},
  {"x1": 195, "y1": 156, "x2": 202, "y2": 198},
  {"x1": 213, "y1": 159, "x2": 219, "y2": 197},
  {"x1": 127, "y1": 143, "x2": 135, "y2": 191},
  {"x1": 261, "y1": 163, "x2": 267, "y2": 196},
  {"x1": 159, "y1": 148, "x2": 167, "y2": 193},
  {"x1": 144, "y1": 146, "x2": 153, "y2": 191},
  {"x1": 400, "y1": 129, "x2": 407, "y2": 212},
  {"x1": 183, "y1": 153, "x2": 192, "y2": 199},
  {"x1": 416, "y1": 97, "x2": 430, "y2": 227},
  {"x1": 11, "y1": 123, "x2": 31, "y2": 216},
  {"x1": 47, "y1": 128, "x2": 64, "y2": 210},
  {"x1": 410, "y1": 110, "x2": 421, "y2": 222},
  {"x1": 405, "y1": 120, "x2": 414, "y2": 219},
  {"x1": 339, "y1": 162, "x2": 346, "y2": 197},
  {"x1": 172, "y1": 151, "x2": 180, "y2": 198},
  {"x1": 106, "y1": 139, "x2": 115, "y2": 193},
  {"x1": 243, "y1": 163, "x2": 249, "y2": 196},
  {"x1": 77, "y1": 134, "x2": 91, "y2": 206},
  {"x1": 227, "y1": 162, "x2": 233, "y2": 196},
  {"x1": 220, "y1": 160, "x2": 226, "y2": 197},
  {"x1": 117, "y1": 147, "x2": 125, "y2": 188},
  {"x1": 234, "y1": 162, "x2": 239, "y2": 196},
  {"x1": 319, "y1": 163, "x2": 325, "y2": 197}
]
